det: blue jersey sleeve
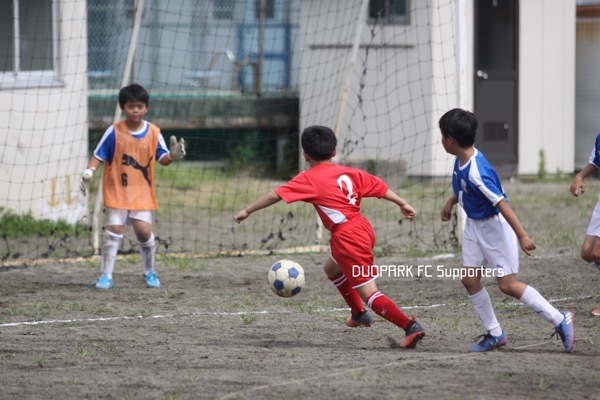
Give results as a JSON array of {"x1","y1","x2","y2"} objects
[
  {"x1": 93, "y1": 126, "x2": 116, "y2": 165},
  {"x1": 453, "y1": 150, "x2": 505, "y2": 219},
  {"x1": 157, "y1": 133, "x2": 169, "y2": 161},
  {"x1": 589, "y1": 133, "x2": 600, "y2": 168}
]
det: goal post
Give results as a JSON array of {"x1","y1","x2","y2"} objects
[{"x1": 0, "y1": 0, "x2": 463, "y2": 263}]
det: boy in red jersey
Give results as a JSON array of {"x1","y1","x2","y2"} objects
[
  {"x1": 80, "y1": 84, "x2": 186, "y2": 289},
  {"x1": 234, "y1": 125, "x2": 425, "y2": 349}
]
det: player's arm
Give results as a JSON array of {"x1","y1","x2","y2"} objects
[
  {"x1": 234, "y1": 190, "x2": 282, "y2": 223},
  {"x1": 441, "y1": 195, "x2": 457, "y2": 221},
  {"x1": 159, "y1": 135, "x2": 186, "y2": 166},
  {"x1": 496, "y1": 198, "x2": 536, "y2": 256},
  {"x1": 570, "y1": 163, "x2": 598, "y2": 197},
  {"x1": 80, "y1": 156, "x2": 103, "y2": 194},
  {"x1": 381, "y1": 189, "x2": 415, "y2": 219}
]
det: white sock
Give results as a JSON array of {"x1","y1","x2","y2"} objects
[
  {"x1": 519, "y1": 285, "x2": 564, "y2": 326},
  {"x1": 138, "y1": 233, "x2": 156, "y2": 275},
  {"x1": 469, "y1": 288, "x2": 503, "y2": 337},
  {"x1": 101, "y1": 230, "x2": 123, "y2": 278}
]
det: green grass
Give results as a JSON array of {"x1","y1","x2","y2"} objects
[
  {"x1": 0, "y1": 207, "x2": 88, "y2": 238},
  {"x1": 238, "y1": 314, "x2": 258, "y2": 325},
  {"x1": 1, "y1": 169, "x2": 591, "y2": 258}
]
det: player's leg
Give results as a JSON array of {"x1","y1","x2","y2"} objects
[
  {"x1": 581, "y1": 200, "x2": 600, "y2": 316},
  {"x1": 496, "y1": 273, "x2": 574, "y2": 353},
  {"x1": 580, "y1": 236, "x2": 600, "y2": 271},
  {"x1": 354, "y1": 281, "x2": 425, "y2": 348},
  {"x1": 334, "y1": 219, "x2": 424, "y2": 347},
  {"x1": 462, "y1": 218, "x2": 505, "y2": 351},
  {"x1": 324, "y1": 256, "x2": 371, "y2": 327},
  {"x1": 95, "y1": 208, "x2": 126, "y2": 289},
  {"x1": 486, "y1": 214, "x2": 573, "y2": 352},
  {"x1": 498, "y1": 274, "x2": 573, "y2": 352},
  {"x1": 462, "y1": 271, "x2": 507, "y2": 351},
  {"x1": 580, "y1": 236, "x2": 600, "y2": 317},
  {"x1": 497, "y1": 273, "x2": 564, "y2": 325},
  {"x1": 131, "y1": 211, "x2": 160, "y2": 288},
  {"x1": 581, "y1": 198, "x2": 600, "y2": 267}
]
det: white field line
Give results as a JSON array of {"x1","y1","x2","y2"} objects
[{"x1": 0, "y1": 295, "x2": 591, "y2": 329}]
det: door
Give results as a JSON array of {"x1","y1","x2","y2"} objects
[{"x1": 474, "y1": 0, "x2": 519, "y2": 176}]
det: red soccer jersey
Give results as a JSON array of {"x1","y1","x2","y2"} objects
[{"x1": 275, "y1": 163, "x2": 388, "y2": 231}]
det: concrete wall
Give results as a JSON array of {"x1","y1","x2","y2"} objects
[
  {"x1": 299, "y1": 0, "x2": 458, "y2": 178},
  {"x1": 519, "y1": 0, "x2": 576, "y2": 175},
  {"x1": 0, "y1": 0, "x2": 88, "y2": 223},
  {"x1": 575, "y1": 7, "x2": 600, "y2": 169},
  {"x1": 298, "y1": 0, "x2": 577, "y2": 177}
]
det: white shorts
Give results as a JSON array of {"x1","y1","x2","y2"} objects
[
  {"x1": 462, "y1": 213, "x2": 518, "y2": 275},
  {"x1": 585, "y1": 194, "x2": 600, "y2": 237},
  {"x1": 105, "y1": 207, "x2": 153, "y2": 226}
]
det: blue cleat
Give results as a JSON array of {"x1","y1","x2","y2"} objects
[
  {"x1": 552, "y1": 311, "x2": 574, "y2": 353},
  {"x1": 144, "y1": 271, "x2": 160, "y2": 288},
  {"x1": 94, "y1": 274, "x2": 113, "y2": 290},
  {"x1": 469, "y1": 331, "x2": 507, "y2": 352}
]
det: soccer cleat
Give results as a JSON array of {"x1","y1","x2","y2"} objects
[
  {"x1": 144, "y1": 271, "x2": 160, "y2": 288},
  {"x1": 552, "y1": 311, "x2": 574, "y2": 353},
  {"x1": 94, "y1": 274, "x2": 113, "y2": 290},
  {"x1": 345, "y1": 310, "x2": 374, "y2": 328},
  {"x1": 399, "y1": 318, "x2": 425, "y2": 349},
  {"x1": 469, "y1": 331, "x2": 507, "y2": 352},
  {"x1": 592, "y1": 308, "x2": 600, "y2": 317}
]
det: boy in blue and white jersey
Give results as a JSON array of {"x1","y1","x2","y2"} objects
[
  {"x1": 439, "y1": 108, "x2": 574, "y2": 353},
  {"x1": 569, "y1": 132, "x2": 600, "y2": 316}
]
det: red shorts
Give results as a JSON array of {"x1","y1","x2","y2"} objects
[{"x1": 330, "y1": 216, "x2": 377, "y2": 288}]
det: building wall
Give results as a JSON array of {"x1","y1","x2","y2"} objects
[
  {"x1": 519, "y1": 0, "x2": 576, "y2": 175},
  {"x1": 299, "y1": 0, "x2": 576, "y2": 177},
  {"x1": 575, "y1": 6, "x2": 600, "y2": 169},
  {"x1": 299, "y1": 0, "x2": 458, "y2": 177},
  {"x1": 0, "y1": 0, "x2": 88, "y2": 223}
]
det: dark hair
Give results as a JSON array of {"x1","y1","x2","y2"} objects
[
  {"x1": 118, "y1": 84, "x2": 149, "y2": 109},
  {"x1": 438, "y1": 108, "x2": 478, "y2": 147},
  {"x1": 301, "y1": 125, "x2": 337, "y2": 161}
]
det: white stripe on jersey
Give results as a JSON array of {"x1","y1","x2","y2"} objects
[
  {"x1": 317, "y1": 204, "x2": 348, "y2": 224},
  {"x1": 468, "y1": 156, "x2": 504, "y2": 206}
]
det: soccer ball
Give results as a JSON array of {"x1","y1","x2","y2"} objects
[{"x1": 267, "y1": 259, "x2": 305, "y2": 298}]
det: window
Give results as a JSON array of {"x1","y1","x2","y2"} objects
[
  {"x1": 214, "y1": 0, "x2": 234, "y2": 20},
  {"x1": 255, "y1": 0, "x2": 275, "y2": 19},
  {"x1": 369, "y1": 0, "x2": 410, "y2": 25},
  {"x1": 0, "y1": 0, "x2": 58, "y2": 88}
]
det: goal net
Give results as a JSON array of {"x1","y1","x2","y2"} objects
[{"x1": 0, "y1": 0, "x2": 460, "y2": 263}]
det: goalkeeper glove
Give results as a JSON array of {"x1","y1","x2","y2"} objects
[
  {"x1": 80, "y1": 167, "x2": 95, "y2": 195},
  {"x1": 168, "y1": 136, "x2": 186, "y2": 161}
]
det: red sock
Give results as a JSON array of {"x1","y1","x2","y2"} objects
[
  {"x1": 329, "y1": 274, "x2": 364, "y2": 315},
  {"x1": 367, "y1": 291, "x2": 410, "y2": 330}
]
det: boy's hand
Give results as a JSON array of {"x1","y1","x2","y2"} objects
[
  {"x1": 440, "y1": 202, "x2": 454, "y2": 221},
  {"x1": 519, "y1": 235, "x2": 536, "y2": 256},
  {"x1": 401, "y1": 204, "x2": 416, "y2": 219},
  {"x1": 168, "y1": 136, "x2": 186, "y2": 161},
  {"x1": 234, "y1": 209, "x2": 249, "y2": 224},
  {"x1": 80, "y1": 168, "x2": 95, "y2": 195},
  {"x1": 569, "y1": 176, "x2": 585, "y2": 197}
]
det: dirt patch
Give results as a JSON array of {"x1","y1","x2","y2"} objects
[{"x1": 1, "y1": 249, "x2": 599, "y2": 399}]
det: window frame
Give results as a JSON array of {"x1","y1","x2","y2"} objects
[
  {"x1": 368, "y1": 0, "x2": 411, "y2": 26},
  {"x1": 255, "y1": 0, "x2": 275, "y2": 20},
  {"x1": 0, "y1": 0, "x2": 61, "y2": 89}
]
